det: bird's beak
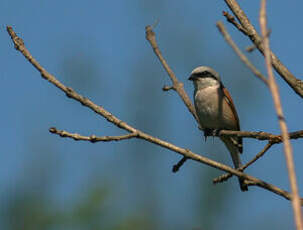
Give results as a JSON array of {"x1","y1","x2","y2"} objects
[{"x1": 188, "y1": 75, "x2": 194, "y2": 81}]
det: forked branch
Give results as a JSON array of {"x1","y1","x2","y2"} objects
[
  {"x1": 6, "y1": 25, "x2": 303, "y2": 205},
  {"x1": 223, "y1": 0, "x2": 303, "y2": 98}
]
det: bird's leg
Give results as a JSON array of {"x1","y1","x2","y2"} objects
[
  {"x1": 203, "y1": 128, "x2": 210, "y2": 141},
  {"x1": 211, "y1": 129, "x2": 221, "y2": 136},
  {"x1": 204, "y1": 128, "x2": 215, "y2": 141},
  {"x1": 204, "y1": 128, "x2": 222, "y2": 141}
]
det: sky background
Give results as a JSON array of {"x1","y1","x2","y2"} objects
[{"x1": 1, "y1": 0, "x2": 303, "y2": 229}]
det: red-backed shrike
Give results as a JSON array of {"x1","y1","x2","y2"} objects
[{"x1": 188, "y1": 66, "x2": 248, "y2": 191}]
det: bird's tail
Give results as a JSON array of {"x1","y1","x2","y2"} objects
[{"x1": 220, "y1": 137, "x2": 248, "y2": 191}]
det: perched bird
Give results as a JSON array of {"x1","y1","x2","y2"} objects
[{"x1": 188, "y1": 66, "x2": 248, "y2": 191}]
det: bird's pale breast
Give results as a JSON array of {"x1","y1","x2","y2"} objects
[{"x1": 194, "y1": 85, "x2": 237, "y2": 130}]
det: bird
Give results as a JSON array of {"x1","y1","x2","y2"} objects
[{"x1": 188, "y1": 66, "x2": 248, "y2": 191}]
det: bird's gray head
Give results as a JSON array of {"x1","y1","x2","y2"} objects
[{"x1": 188, "y1": 66, "x2": 221, "y2": 90}]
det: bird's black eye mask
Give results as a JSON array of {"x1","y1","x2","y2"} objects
[
  {"x1": 194, "y1": 71, "x2": 215, "y2": 79},
  {"x1": 188, "y1": 70, "x2": 219, "y2": 81}
]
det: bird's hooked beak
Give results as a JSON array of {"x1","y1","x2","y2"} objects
[{"x1": 188, "y1": 74, "x2": 195, "y2": 81}]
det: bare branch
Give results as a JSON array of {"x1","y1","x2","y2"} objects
[
  {"x1": 259, "y1": 1, "x2": 303, "y2": 229},
  {"x1": 245, "y1": 45, "x2": 256, "y2": 53},
  {"x1": 216, "y1": 21, "x2": 268, "y2": 85},
  {"x1": 49, "y1": 127, "x2": 138, "y2": 142},
  {"x1": 242, "y1": 142, "x2": 272, "y2": 170},
  {"x1": 172, "y1": 156, "x2": 188, "y2": 173},
  {"x1": 213, "y1": 141, "x2": 273, "y2": 184},
  {"x1": 222, "y1": 11, "x2": 247, "y2": 35},
  {"x1": 217, "y1": 130, "x2": 303, "y2": 143},
  {"x1": 223, "y1": 0, "x2": 303, "y2": 98},
  {"x1": 162, "y1": 85, "x2": 174, "y2": 91},
  {"x1": 7, "y1": 25, "x2": 303, "y2": 205},
  {"x1": 145, "y1": 25, "x2": 200, "y2": 124}
]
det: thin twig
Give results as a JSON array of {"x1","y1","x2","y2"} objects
[
  {"x1": 172, "y1": 156, "x2": 188, "y2": 173},
  {"x1": 7, "y1": 25, "x2": 303, "y2": 205},
  {"x1": 216, "y1": 21, "x2": 268, "y2": 85},
  {"x1": 49, "y1": 127, "x2": 138, "y2": 142},
  {"x1": 162, "y1": 85, "x2": 174, "y2": 91},
  {"x1": 242, "y1": 142, "x2": 273, "y2": 170},
  {"x1": 145, "y1": 25, "x2": 200, "y2": 124},
  {"x1": 224, "y1": 0, "x2": 303, "y2": 98},
  {"x1": 213, "y1": 141, "x2": 273, "y2": 184},
  {"x1": 260, "y1": 1, "x2": 303, "y2": 229},
  {"x1": 222, "y1": 11, "x2": 247, "y2": 35},
  {"x1": 217, "y1": 129, "x2": 303, "y2": 143},
  {"x1": 245, "y1": 45, "x2": 256, "y2": 53}
]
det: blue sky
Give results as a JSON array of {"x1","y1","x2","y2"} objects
[{"x1": 1, "y1": 0, "x2": 303, "y2": 229}]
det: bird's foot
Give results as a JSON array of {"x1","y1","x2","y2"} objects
[{"x1": 204, "y1": 128, "x2": 220, "y2": 141}]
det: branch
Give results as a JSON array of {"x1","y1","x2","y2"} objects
[
  {"x1": 162, "y1": 85, "x2": 175, "y2": 91},
  {"x1": 259, "y1": 1, "x2": 303, "y2": 229},
  {"x1": 223, "y1": 0, "x2": 303, "y2": 98},
  {"x1": 216, "y1": 21, "x2": 268, "y2": 85},
  {"x1": 49, "y1": 126, "x2": 303, "y2": 144},
  {"x1": 245, "y1": 29, "x2": 271, "y2": 53},
  {"x1": 217, "y1": 130, "x2": 303, "y2": 143},
  {"x1": 172, "y1": 156, "x2": 188, "y2": 173},
  {"x1": 145, "y1": 25, "x2": 200, "y2": 125},
  {"x1": 213, "y1": 141, "x2": 273, "y2": 184},
  {"x1": 178, "y1": 128, "x2": 303, "y2": 174},
  {"x1": 49, "y1": 127, "x2": 138, "y2": 142},
  {"x1": 222, "y1": 11, "x2": 247, "y2": 35},
  {"x1": 7, "y1": 25, "x2": 303, "y2": 205}
]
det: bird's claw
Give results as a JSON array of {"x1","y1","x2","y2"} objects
[{"x1": 204, "y1": 128, "x2": 221, "y2": 141}]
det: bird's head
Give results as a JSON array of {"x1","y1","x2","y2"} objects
[{"x1": 188, "y1": 66, "x2": 221, "y2": 90}]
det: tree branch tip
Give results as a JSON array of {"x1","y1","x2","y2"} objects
[
  {"x1": 7, "y1": 26, "x2": 25, "y2": 50},
  {"x1": 145, "y1": 25, "x2": 155, "y2": 41},
  {"x1": 221, "y1": 10, "x2": 248, "y2": 35},
  {"x1": 145, "y1": 25, "x2": 152, "y2": 32},
  {"x1": 246, "y1": 45, "x2": 256, "y2": 52},
  {"x1": 222, "y1": 11, "x2": 232, "y2": 19},
  {"x1": 213, "y1": 173, "x2": 232, "y2": 184},
  {"x1": 172, "y1": 165, "x2": 179, "y2": 173},
  {"x1": 151, "y1": 19, "x2": 160, "y2": 29},
  {"x1": 216, "y1": 21, "x2": 223, "y2": 27},
  {"x1": 172, "y1": 156, "x2": 188, "y2": 173},
  {"x1": 49, "y1": 127, "x2": 57, "y2": 133},
  {"x1": 6, "y1": 26, "x2": 16, "y2": 36},
  {"x1": 6, "y1": 25, "x2": 13, "y2": 32},
  {"x1": 222, "y1": 11, "x2": 238, "y2": 25},
  {"x1": 162, "y1": 85, "x2": 174, "y2": 91}
]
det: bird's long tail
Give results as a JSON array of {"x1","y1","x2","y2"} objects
[{"x1": 221, "y1": 137, "x2": 248, "y2": 191}]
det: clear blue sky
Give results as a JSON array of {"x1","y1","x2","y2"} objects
[{"x1": 1, "y1": 0, "x2": 303, "y2": 229}]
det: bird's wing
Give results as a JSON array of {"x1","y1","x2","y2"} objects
[{"x1": 221, "y1": 84, "x2": 243, "y2": 153}]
